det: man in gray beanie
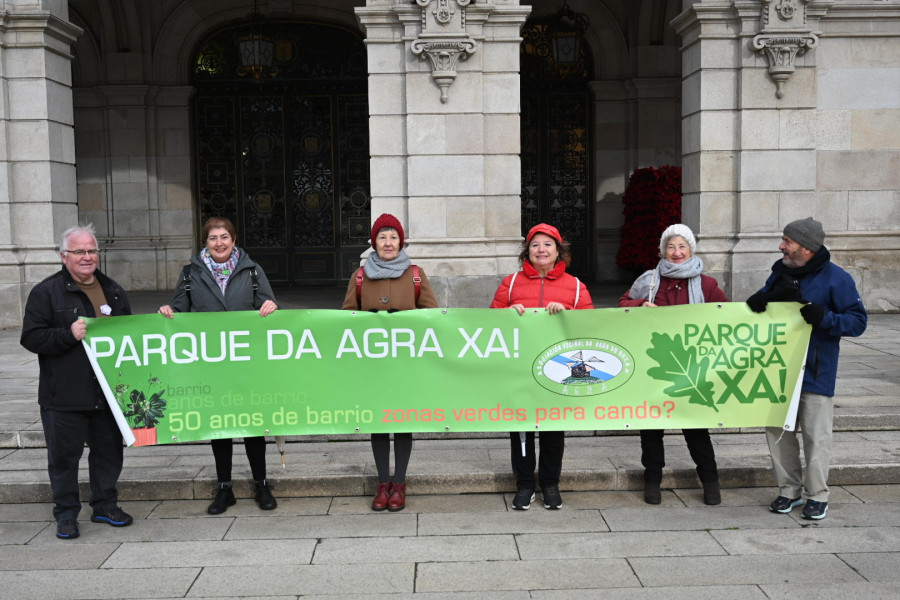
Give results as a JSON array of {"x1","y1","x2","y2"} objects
[{"x1": 746, "y1": 217, "x2": 867, "y2": 520}]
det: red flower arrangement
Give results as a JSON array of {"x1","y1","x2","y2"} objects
[{"x1": 615, "y1": 165, "x2": 683, "y2": 276}]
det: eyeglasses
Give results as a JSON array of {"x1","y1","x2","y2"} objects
[{"x1": 65, "y1": 249, "x2": 101, "y2": 257}]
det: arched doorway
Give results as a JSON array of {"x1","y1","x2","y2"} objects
[
  {"x1": 520, "y1": 17, "x2": 593, "y2": 279},
  {"x1": 192, "y1": 21, "x2": 370, "y2": 286}
]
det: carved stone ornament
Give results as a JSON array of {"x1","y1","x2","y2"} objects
[
  {"x1": 411, "y1": 0, "x2": 477, "y2": 103},
  {"x1": 751, "y1": 0, "x2": 819, "y2": 99}
]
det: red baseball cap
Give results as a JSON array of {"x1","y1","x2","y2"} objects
[{"x1": 526, "y1": 223, "x2": 563, "y2": 244}]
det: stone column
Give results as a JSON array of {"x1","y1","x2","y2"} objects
[
  {"x1": 73, "y1": 85, "x2": 194, "y2": 291},
  {"x1": 673, "y1": 1, "x2": 837, "y2": 300},
  {"x1": 0, "y1": 6, "x2": 81, "y2": 327},
  {"x1": 355, "y1": 0, "x2": 532, "y2": 307}
]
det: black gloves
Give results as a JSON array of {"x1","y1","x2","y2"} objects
[
  {"x1": 746, "y1": 291, "x2": 768, "y2": 313},
  {"x1": 800, "y1": 302, "x2": 826, "y2": 326}
]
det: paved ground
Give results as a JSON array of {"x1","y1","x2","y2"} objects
[{"x1": 1, "y1": 287, "x2": 899, "y2": 598}]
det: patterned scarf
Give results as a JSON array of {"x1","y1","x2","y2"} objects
[
  {"x1": 364, "y1": 248, "x2": 412, "y2": 280},
  {"x1": 201, "y1": 247, "x2": 239, "y2": 295},
  {"x1": 629, "y1": 255, "x2": 706, "y2": 305}
]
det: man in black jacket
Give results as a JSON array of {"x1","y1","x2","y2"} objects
[{"x1": 21, "y1": 224, "x2": 134, "y2": 539}]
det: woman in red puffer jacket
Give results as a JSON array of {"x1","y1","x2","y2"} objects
[{"x1": 490, "y1": 223, "x2": 593, "y2": 511}]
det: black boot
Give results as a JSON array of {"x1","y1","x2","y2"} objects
[
  {"x1": 207, "y1": 483, "x2": 235, "y2": 515},
  {"x1": 703, "y1": 481, "x2": 721, "y2": 505},
  {"x1": 255, "y1": 479, "x2": 277, "y2": 510},
  {"x1": 644, "y1": 481, "x2": 661, "y2": 505}
]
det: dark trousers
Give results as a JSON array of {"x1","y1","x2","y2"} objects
[
  {"x1": 211, "y1": 436, "x2": 267, "y2": 482},
  {"x1": 509, "y1": 430, "x2": 565, "y2": 491},
  {"x1": 40, "y1": 407, "x2": 124, "y2": 522},
  {"x1": 640, "y1": 428, "x2": 718, "y2": 484}
]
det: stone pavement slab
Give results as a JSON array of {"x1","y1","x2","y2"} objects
[
  {"x1": 712, "y1": 526, "x2": 900, "y2": 554},
  {"x1": 628, "y1": 554, "x2": 864, "y2": 587},
  {"x1": 516, "y1": 530, "x2": 725, "y2": 559},
  {"x1": 415, "y1": 557, "x2": 641, "y2": 592},
  {"x1": 188, "y1": 564, "x2": 414, "y2": 596},
  {"x1": 0, "y1": 568, "x2": 202, "y2": 600},
  {"x1": 103, "y1": 539, "x2": 316, "y2": 568},
  {"x1": 313, "y1": 533, "x2": 519, "y2": 564},
  {"x1": 532, "y1": 586, "x2": 770, "y2": 600},
  {"x1": 758, "y1": 582, "x2": 900, "y2": 600}
]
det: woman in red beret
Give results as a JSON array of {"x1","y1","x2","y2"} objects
[
  {"x1": 341, "y1": 213, "x2": 439, "y2": 512},
  {"x1": 490, "y1": 223, "x2": 593, "y2": 510}
]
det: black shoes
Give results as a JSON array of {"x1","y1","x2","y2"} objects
[
  {"x1": 644, "y1": 481, "x2": 662, "y2": 504},
  {"x1": 56, "y1": 520, "x2": 79, "y2": 539},
  {"x1": 512, "y1": 488, "x2": 535, "y2": 510},
  {"x1": 255, "y1": 479, "x2": 277, "y2": 510},
  {"x1": 90, "y1": 506, "x2": 133, "y2": 527},
  {"x1": 542, "y1": 486, "x2": 562, "y2": 510},
  {"x1": 207, "y1": 483, "x2": 236, "y2": 515},
  {"x1": 703, "y1": 481, "x2": 722, "y2": 506}
]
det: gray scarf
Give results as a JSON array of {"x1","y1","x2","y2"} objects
[
  {"x1": 629, "y1": 255, "x2": 706, "y2": 304},
  {"x1": 364, "y1": 248, "x2": 412, "y2": 280}
]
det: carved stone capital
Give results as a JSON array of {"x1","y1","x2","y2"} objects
[
  {"x1": 750, "y1": 0, "x2": 820, "y2": 99},
  {"x1": 751, "y1": 32, "x2": 819, "y2": 98},
  {"x1": 411, "y1": 38, "x2": 476, "y2": 103},
  {"x1": 411, "y1": 0, "x2": 477, "y2": 103}
]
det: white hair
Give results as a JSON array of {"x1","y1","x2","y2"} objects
[
  {"x1": 658, "y1": 223, "x2": 697, "y2": 257},
  {"x1": 59, "y1": 224, "x2": 98, "y2": 252}
]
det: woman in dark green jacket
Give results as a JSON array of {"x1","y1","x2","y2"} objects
[{"x1": 159, "y1": 217, "x2": 279, "y2": 515}]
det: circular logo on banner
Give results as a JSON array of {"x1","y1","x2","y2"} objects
[{"x1": 533, "y1": 339, "x2": 634, "y2": 396}]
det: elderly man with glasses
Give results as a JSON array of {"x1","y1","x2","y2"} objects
[{"x1": 21, "y1": 224, "x2": 134, "y2": 539}]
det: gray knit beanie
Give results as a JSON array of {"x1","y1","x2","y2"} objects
[{"x1": 783, "y1": 217, "x2": 825, "y2": 252}]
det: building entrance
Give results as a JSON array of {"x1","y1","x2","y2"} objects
[{"x1": 192, "y1": 22, "x2": 370, "y2": 285}]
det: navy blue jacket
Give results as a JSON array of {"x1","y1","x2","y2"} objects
[{"x1": 756, "y1": 255, "x2": 867, "y2": 396}]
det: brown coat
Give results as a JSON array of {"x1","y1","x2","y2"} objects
[{"x1": 341, "y1": 265, "x2": 439, "y2": 311}]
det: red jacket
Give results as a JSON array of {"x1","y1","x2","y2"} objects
[
  {"x1": 618, "y1": 273, "x2": 728, "y2": 307},
  {"x1": 491, "y1": 261, "x2": 593, "y2": 310}
]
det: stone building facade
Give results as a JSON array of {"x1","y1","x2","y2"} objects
[{"x1": 1, "y1": 0, "x2": 898, "y2": 328}]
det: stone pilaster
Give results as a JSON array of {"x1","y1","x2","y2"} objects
[
  {"x1": 0, "y1": 7, "x2": 81, "y2": 327},
  {"x1": 73, "y1": 85, "x2": 194, "y2": 292},
  {"x1": 355, "y1": 0, "x2": 532, "y2": 307}
]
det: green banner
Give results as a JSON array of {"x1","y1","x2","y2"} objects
[{"x1": 82, "y1": 304, "x2": 809, "y2": 446}]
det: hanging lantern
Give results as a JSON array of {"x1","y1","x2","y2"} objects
[
  {"x1": 236, "y1": 0, "x2": 277, "y2": 84},
  {"x1": 550, "y1": 1, "x2": 588, "y2": 67}
]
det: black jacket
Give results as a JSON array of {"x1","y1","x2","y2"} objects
[{"x1": 21, "y1": 267, "x2": 131, "y2": 411}]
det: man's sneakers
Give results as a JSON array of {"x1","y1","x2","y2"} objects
[
  {"x1": 542, "y1": 487, "x2": 562, "y2": 510},
  {"x1": 56, "y1": 520, "x2": 79, "y2": 539},
  {"x1": 769, "y1": 495, "x2": 803, "y2": 514},
  {"x1": 512, "y1": 489, "x2": 535, "y2": 510},
  {"x1": 512, "y1": 488, "x2": 562, "y2": 510},
  {"x1": 90, "y1": 506, "x2": 134, "y2": 527},
  {"x1": 801, "y1": 499, "x2": 828, "y2": 520}
]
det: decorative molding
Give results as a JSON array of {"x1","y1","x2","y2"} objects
[
  {"x1": 410, "y1": 0, "x2": 477, "y2": 103},
  {"x1": 751, "y1": 0, "x2": 819, "y2": 99}
]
